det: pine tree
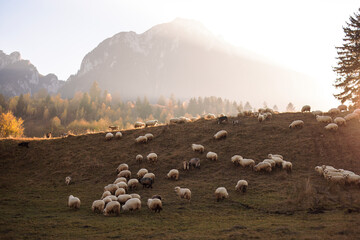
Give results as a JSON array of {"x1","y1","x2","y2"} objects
[
  {"x1": 334, "y1": 8, "x2": 360, "y2": 107},
  {"x1": 286, "y1": 102, "x2": 295, "y2": 112}
]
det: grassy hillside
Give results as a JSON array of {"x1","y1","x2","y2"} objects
[{"x1": 0, "y1": 112, "x2": 360, "y2": 239}]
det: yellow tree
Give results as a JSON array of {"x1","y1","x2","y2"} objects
[{"x1": 0, "y1": 111, "x2": 24, "y2": 137}]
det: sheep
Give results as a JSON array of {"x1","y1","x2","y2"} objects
[
  {"x1": 235, "y1": 180, "x2": 248, "y2": 193},
  {"x1": 103, "y1": 201, "x2": 120, "y2": 216},
  {"x1": 134, "y1": 121, "x2": 145, "y2": 128},
  {"x1": 114, "y1": 177, "x2": 127, "y2": 184},
  {"x1": 68, "y1": 195, "x2": 81, "y2": 209},
  {"x1": 167, "y1": 169, "x2": 179, "y2": 180},
  {"x1": 204, "y1": 113, "x2": 216, "y2": 120},
  {"x1": 117, "y1": 194, "x2": 132, "y2": 205},
  {"x1": 258, "y1": 114, "x2": 265, "y2": 123},
  {"x1": 206, "y1": 151, "x2": 218, "y2": 161},
  {"x1": 264, "y1": 112, "x2": 272, "y2": 121},
  {"x1": 135, "y1": 135, "x2": 148, "y2": 144},
  {"x1": 192, "y1": 144, "x2": 204, "y2": 153},
  {"x1": 145, "y1": 120, "x2": 158, "y2": 128},
  {"x1": 344, "y1": 112, "x2": 359, "y2": 121},
  {"x1": 147, "y1": 198, "x2": 162, "y2": 213},
  {"x1": 174, "y1": 186, "x2": 191, "y2": 201},
  {"x1": 312, "y1": 110, "x2": 323, "y2": 116},
  {"x1": 334, "y1": 117, "x2": 346, "y2": 126},
  {"x1": 338, "y1": 104, "x2": 347, "y2": 112},
  {"x1": 143, "y1": 173, "x2": 155, "y2": 183},
  {"x1": 137, "y1": 168, "x2": 148, "y2": 179},
  {"x1": 92, "y1": 200, "x2": 105, "y2": 213},
  {"x1": 116, "y1": 163, "x2": 129, "y2": 173},
  {"x1": 65, "y1": 176, "x2": 71, "y2": 185},
  {"x1": 326, "y1": 175, "x2": 345, "y2": 185},
  {"x1": 324, "y1": 123, "x2": 338, "y2": 131},
  {"x1": 170, "y1": 118, "x2": 181, "y2": 124},
  {"x1": 289, "y1": 120, "x2": 304, "y2": 129},
  {"x1": 144, "y1": 133, "x2": 154, "y2": 141},
  {"x1": 179, "y1": 116, "x2": 191, "y2": 123},
  {"x1": 101, "y1": 191, "x2": 112, "y2": 200},
  {"x1": 190, "y1": 116, "x2": 200, "y2": 122},
  {"x1": 105, "y1": 132, "x2": 114, "y2": 141},
  {"x1": 268, "y1": 154, "x2": 283, "y2": 160},
  {"x1": 130, "y1": 193, "x2": 141, "y2": 199},
  {"x1": 282, "y1": 161, "x2": 292, "y2": 173},
  {"x1": 115, "y1": 131, "x2": 122, "y2": 139},
  {"x1": 239, "y1": 158, "x2": 256, "y2": 168},
  {"x1": 217, "y1": 116, "x2": 228, "y2": 124},
  {"x1": 189, "y1": 158, "x2": 201, "y2": 169},
  {"x1": 316, "y1": 115, "x2": 332, "y2": 123},
  {"x1": 328, "y1": 108, "x2": 340, "y2": 115},
  {"x1": 118, "y1": 170, "x2": 131, "y2": 179},
  {"x1": 214, "y1": 187, "x2": 229, "y2": 202},
  {"x1": 344, "y1": 174, "x2": 360, "y2": 185},
  {"x1": 231, "y1": 155, "x2": 242, "y2": 165},
  {"x1": 140, "y1": 177, "x2": 153, "y2": 188},
  {"x1": 147, "y1": 153, "x2": 158, "y2": 163},
  {"x1": 315, "y1": 166, "x2": 324, "y2": 176},
  {"x1": 122, "y1": 198, "x2": 141, "y2": 211},
  {"x1": 183, "y1": 160, "x2": 189, "y2": 170},
  {"x1": 152, "y1": 195, "x2": 162, "y2": 200},
  {"x1": 136, "y1": 154, "x2": 143, "y2": 164},
  {"x1": 115, "y1": 182, "x2": 128, "y2": 192},
  {"x1": 301, "y1": 105, "x2": 311, "y2": 113},
  {"x1": 103, "y1": 196, "x2": 115, "y2": 205},
  {"x1": 104, "y1": 184, "x2": 118, "y2": 195},
  {"x1": 127, "y1": 179, "x2": 139, "y2": 190},
  {"x1": 214, "y1": 130, "x2": 228, "y2": 140},
  {"x1": 254, "y1": 162, "x2": 272, "y2": 172},
  {"x1": 115, "y1": 188, "x2": 126, "y2": 197},
  {"x1": 262, "y1": 159, "x2": 276, "y2": 168}
]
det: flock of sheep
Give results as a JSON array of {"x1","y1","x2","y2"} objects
[{"x1": 67, "y1": 104, "x2": 360, "y2": 215}]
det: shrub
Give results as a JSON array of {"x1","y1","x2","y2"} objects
[{"x1": 0, "y1": 111, "x2": 24, "y2": 137}]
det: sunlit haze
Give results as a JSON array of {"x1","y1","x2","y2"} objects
[{"x1": 0, "y1": 0, "x2": 359, "y2": 110}]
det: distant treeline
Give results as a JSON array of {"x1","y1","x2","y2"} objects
[{"x1": 0, "y1": 82, "x2": 264, "y2": 137}]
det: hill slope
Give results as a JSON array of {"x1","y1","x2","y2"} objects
[{"x1": 0, "y1": 113, "x2": 360, "y2": 239}]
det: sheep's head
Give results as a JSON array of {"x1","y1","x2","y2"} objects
[{"x1": 174, "y1": 187, "x2": 180, "y2": 193}]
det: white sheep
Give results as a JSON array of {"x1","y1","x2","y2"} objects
[
  {"x1": 114, "y1": 177, "x2": 127, "y2": 184},
  {"x1": 147, "y1": 153, "x2": 158, "y2": 163},
  {"x1": 136, "y1": 154, "x2": 143, "y2": 164},
  {"x1": 258, "y1": 114, "x2": 265, "y2": 123},
  {"x1": 204, "y1": 113, "x2": 216, "y2": 120},
  {"x1": 344, "y1": 112, "x2": 359, "y2": 121},
  {"x1": 301, "y1": 105, "x2": 311, "y2": 113},
  {"x1": 179, "y1": 116, "x2": 191, "y2": 123},
  {"x1": 191, "y1": 144, "x2": 204, "y2": 153},
  {"x1": 174, "y1": 186, "x2": 191, "y2": 201},
  {"x1": 316, "y1": 115, "x2": 332, "y2": 123},
  {"x1": 206, "y1": 151, "x2": 218, "y2": 161},
  {"x1": 101, "y1": 191, "x2": 111, "y2": 200},
  {"x1": 104, "y1": 184, "x2": 118, "y2": 195},
  {"x1": 328, "y1": 108, "x2": 340, "y2": 115},
  {"x1": 254, "y1": 162, "x2": 272, "y2": 172},
  {"x1": 337, "y1": 104, "x2": 347, "y2": 112},
  {"x1": 214, "y1": 187, "x2": 229, "y2": 201},
  {"x1": 68, "y1": 195, "x2": 81, "y2": 209},
  {"x1": 103, "y1": 201, "x2": 120, "y2": 216},
  {"x1": 144, "y1": 133, "x2": 154, "y2": 141},
  {"x1": 239, "y1": 158, "x2": 256, "y2": 168},
  {"x1": 214, "y1": 130, "x2": 228, "y2": 140},
  {"x1": 116, "y1": 163, "x2": 129, "y2": 173},
  {"x1": 334, "y1": 117, "x2": 346, "y2": 126},
  {"x1": 117, "y1": 194, "x2": 133, "y2": 205},
  {"x1": 134, "y1": 121, "x2": 145, "y2": 128},
  {"x1": 170, "y1": 118, "x2": 181, "y2": 124},
  {"x1": 92, "y1": 200, "x2": 105, "y2": 213},
  {"x1": 145, "y1": 120, "x2": 158, "y2": 128},
  {"x1": 130, "y1": 193, "x2": 141, "y2": 199},
  {"x1": 143, "y1": 173, "x2": 155, "y2": 182},
  {"x1": 127, "y1": 179, "x2": 139, "y2": 190},
  {"x1": 324, "y1": 123, "x2": 338, "y2": 131},
  {"x1": 231, "y1": 155, "x2": 242, "y2": 165},
  {"x1": 289, "y1": 120, "x2": 304, "y2": 129},
  {"x1": 65, "y1": 176, "x2": 71, "y2": 185},
  {"x1": 115, "y1": 188, "x2": 126, "y2": 197},
  {"x1": 122, "y1": 198, "x2": 141, "y2": 211},
  {"x1": 167, "y1": 169, "x2": 179, "y2": 180},
  {"x1": 103, "y1": 196, "x2": 114, "y2": 205},
  {"x1": 118, "y1": 170, "x2": 131, "y2": 179},
  {"x1": 312, "y1": 110, "x2": 323, "y2": 116},
  {"x1": 264, "y1": 112, "x2": 272, "y2": 120},
  {"x1": 147, "y1": 198, "x2": 162, "y2": 213},
  {"x1": 105, "y1": 132, "x2": 114, "y2": 141},
  {"x1": 344, "y1": 174, "x2": 360, "y2": 185},
  {"x1": 115, "y1": 182, "x2": 128, "y2": 192},
  {"x1": 115, "y1": 131, "x2": 122, "y2": 139},
  {"x1": 137, "y1": 168, "x2": 148, "y2": 179},
  {"x1": 135, "y1": 135, "x2": 148, "y2": 144},
  {"x1": 282, "y1": 161, "x2": 292, "y2": 173},
  {"x1": 235, "y1": 180, "x2": 248, "y2": 193},
  {"x1": 314, "y1": 166, "x2": 323, "y2": 176},
  {"x1": 262, "y1": 159, "x2": 276, "y2": 168},
  {"x1": 268, "y1": 154, "x2": 283, "y2": 159},
  {"x1": 326, "y1": 175, "x2": 345, "y2": 185}
]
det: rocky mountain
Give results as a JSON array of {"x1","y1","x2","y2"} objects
[
  {"x1": 60, "y1": 18, "x2": 315, "y2": 106},
  {"x1": 0, "y1": 50, "x2": 64, "y2": 97}
]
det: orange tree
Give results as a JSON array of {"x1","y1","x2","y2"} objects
[{"x1": 0, "y1": 111, "x2": 24, "y2": 137}]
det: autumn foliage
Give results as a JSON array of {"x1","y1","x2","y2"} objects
[{"x1": 0, "y1": 111, "x2": 24, "y2": 137}]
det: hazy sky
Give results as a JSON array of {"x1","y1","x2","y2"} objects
[{"x1": 0, "y1": 0, "x2": 359, "y2": 110}]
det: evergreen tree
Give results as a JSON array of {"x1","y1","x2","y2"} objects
[
  {"x1": 89, "y1": 81, "x2": 101, "y2": 102},
  {"x1": 244, "y1": 101, "x2": 252, "y2": 111},
  {"x1": 334, "y1": 8, "x2": 360, "y2": 106},
  {"x1": 286, "y1": 102, "x2": 295, "y2": 112}
]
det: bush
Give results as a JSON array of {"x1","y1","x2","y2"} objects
[{"x1": 0, "y1": 111, "x2": 24, "y2": 137}]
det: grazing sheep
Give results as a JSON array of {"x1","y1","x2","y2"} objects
[
  {"x1": 105, "y1": 132, "x2": 114, "y2": 141},
  {"x1": 136, "y1": 154, "x2": 143, "y2": 164},
  {"x1": 115, "y1": 132, "x2": 122, "y2": 139},
  {"x1": 92, "y1": 200, "x2": 105, "y2": 213},
  {"x1": 143, "y1": 173, "x2": 155, "y2": 182},
  {"x1": 140, "y1": 177, "x2": 153, "y2": 188},
  {"x1": 103, "y1": 201, "x2": 120, "y2": 216},
  {"x1": 258, "y1": 114, "x2": 265, "y2": 123},
  {"x1": 315, "y1": 166, "x2": 324, "y2": 176},
  {"x1": 324, "y1": 123, "x2": 338, "y2": 131},
  {"x1": 101, "y1": 191, "x2": 112, "y2": 200},
  {"x1": 130, "y1": 193, "x2": 141, "y2": 199},
  {"x1": 206, "y1": 151, "x2": 218, "y2": 161},
  {"x1": 122, "y1": 198, "x2": 141, "y2": 211},
  {"x1": 116, "y1": 163, "x2": 129, "y2": 173},
  {"x1": 118, "y1": 170, "x2": 131, "y2": 179},
  {"x1": 239, "y1": 158, "x2": 256, "y2": 168},
  {"x1": 144, "y1": 133, "x2": 154, "y2": 141},
  {"x1": 134, "y1": 121, "x2": 145, "y2": 128},
  {"x1": 289, "y1": 120, "x2": 304, "y2": 129},
  {"x1": 254, "y1": 162, "x2": 272, "y2": 172},
  {"x1": 312, "y1": 110, "x2": 323, "y2": 116},
  {"x1": 262, "y1": 159, "x2": 276, "y2": 168},
  {"x1": 183, "y1": 160, "x2": 189, "y2": 170},
  {"x1": 174, "y1": 186, "x2": 191, "y2": 201},
  {"x1": 338, "y1": 104, "x2": 347, "y2": 112},
  {"x1": 147, "y1": 153, "x2": 158, "y2": 163},
  {"x1": 189, "y1": 158, "x2": 201, "y2": 169},
  {"x1": 137, "y1": 168, "x2": 149, "y2": 179},
  {"x1": 115, "y1": 188, "x2": 126, "y2": 197},
  {"x1": 231, "y1": 155, "x2": 242, "y2": 165},
  {"x1": 316, "y1": 115, "x2": 332, "y2": 123},
  {"x1": 170, "y1": 118, "x2": 181, "y2": 124},
  {"x1": 104, "y1": 184, "x2": 118, "y2": 195},
  {"x1": 214, "y1": 130, "x2": 228, "y2": 140},
  {"x1": 114, "y1": 177, "x2": 127, "y2": 184},
  {"x1": 268, "y1": 154, "x2": 283, "y2": 160},
  {"x1": 334, "y1": 117, "x2": 346, "y2": 126},
  {"x1": 103, "y1": 196, "x2": 115, "y2": 205},
  {"x1": 204, "y1": 113, "x2": 216, "y2": 120},
  {"x1": 115, "y1": 182, "x2": 128, "y2": 192},
  {"x1": 145, "y1": 120, "x2": 158, "y2": 128},
  {"x1": 135, "y1": 135, "x2": 148, "y2": 144},
  {"x1": 282, "y1": 161, "x2": 293, "y2": 173},
  {"x1": 344, "y1": 174, "x2": 360, "y2": 185},
  {"x1": 68, "y1": 195, "x2": 81, "y2": 209},
  {"x1": 328, "y1": 108, "x2": 340, "y2": 115},
  {"x1": 215, "y1": 187, "x2": 229, "y2": 202},
  {"x1": 18, "y1": 141, "x2": 29, "y2": 148},
  {"x1": 167, "y1": 169, "x2": 179, "y2": 180},
  {"x1": 301, "y1": 105, "x2": 311, "y2": 113},
  {"x1": 217, "y1": 116, "x2": 228, "y2": 124},
  {"x1": 192, "y1": 144, "x2": 205, "y2": 153},
  {"x1": 117, "y1": 194, "x2": 133, "y2": 205},
  {"x1": 65, "y1": 176, "x2": 71, "y2": 185},
  {"x1": 326, "y1": 175, "x2": 345, "y2": 185},
  {"x1": 344, "y1": 112, "x2": 359, "y2": 121},
  {"x1": 127, "y1": 179, "x2": 139, "y2": 190},
  {"x1": 235, "y1": 180, "x2": 248, "y2": 193},
  {"x1": 147, "y1": 198, "x2": 162, "y2": 213},
  {"x1": 179, "y1": 116, "x2": 191, "y2": 123},
  {"x1": 264, "y1": 112, "x2": 272, "y2": 121}
]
